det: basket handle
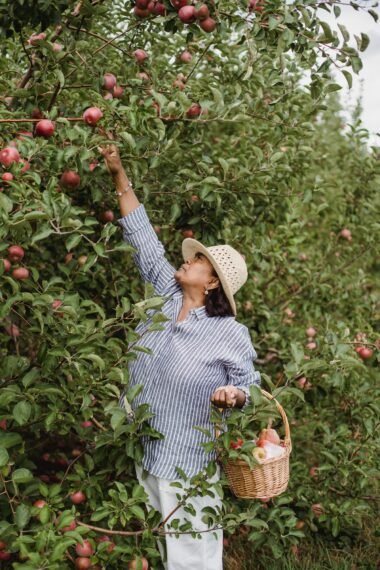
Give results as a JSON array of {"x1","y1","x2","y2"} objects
[{"x1": 214, "y1": 388, "x2": 292, "y2": 448}]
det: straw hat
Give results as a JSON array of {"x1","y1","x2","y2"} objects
[{"x1": 182, "y1": 238, "x2": 248, "y2": 315}]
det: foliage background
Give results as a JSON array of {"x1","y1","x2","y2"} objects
[{"x1": 0, "y1": 0, "x2": 379, "y2": 568}]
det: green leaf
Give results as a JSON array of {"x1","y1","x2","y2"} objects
[
  {"x1": 129, "y1": 504, "x2": 145, "y2": 520},
  {"x1": 13, "y1": 401, "x2": 32, "y2": 425},
  {"x1": 12, "y1": 468, "x2": 33, "y2": 483},
  {"x1": 15, "y1": 504, "x2": 31, "y2": 529},
  {"x1": 359, "y1": 32, "x2": 370, "y2": 52},
  {"x1": 0, "y1": 447, "x2": 9, "y2": 467},
  {"x1": 31, "y1": 226, "x2": 54, "y2": 244},
  {"x1": 65, "y1": 233, "x2": 82, "y2": 251},
  {"x1": 0, "y1": 432, "x2": 22, "y2": 449},
  {"x1": 0, "y1": 193, "x2": 13, "y2": 213},
  {"x1": 341, "y1": 70, "x2": 352, "y2": 89}
]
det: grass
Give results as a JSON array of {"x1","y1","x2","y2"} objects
[{"x1": 223, "y1": 520, "x2": 380, "y2": 570}]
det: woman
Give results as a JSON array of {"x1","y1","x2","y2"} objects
[{"x1": 101, "y1": 143, "x2": 261, "y2": 570}]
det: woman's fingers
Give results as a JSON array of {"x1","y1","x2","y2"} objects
[{"x1": 211, "y1": 386, "x2": 237, "y2": 407}]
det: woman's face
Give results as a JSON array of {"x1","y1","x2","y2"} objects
[{"x1": 174, "y1": 252, "x2": 219, "y2": 291}]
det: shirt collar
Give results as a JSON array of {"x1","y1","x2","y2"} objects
[{"x1": 172, "y1": 293, "x2": 209, "y2": 320}]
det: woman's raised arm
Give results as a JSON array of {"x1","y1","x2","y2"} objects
[
  {"x1": 99, "y1": 142, "x2": 140, "y2": 217},
  {"x1": 99, "y1": 141, "x2": 178, "y2": 297}
]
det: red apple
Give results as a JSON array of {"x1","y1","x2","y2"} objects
[
  {"x1": 0, "y1": 551, "x2": 11, "y2": 561},
  {"x1": 31, "y1": 108, "x2": 44, "y2": 120},
  {"x1": 12, "y1": 267, "x2": 29, "y2": 280},
  {"x1": 70, "y1": 490, "x2": 87, "y2": 504},
  {"x1": 170, "y1": 0, "x2": 188, "y2": 8},
  {"x1": 137, "y1": 72, "x2": 150, "y2": 82},
  {"x1": 248, "y1": 0, "x2": 264, "y2": 12},
  {"x1": 83, "y1": 107, "x2": 103, "y2": 126},
  {"x1": 89, "y1": 161, "x2": 99, "y2": 172},
  {"x1": 180, "y1": 50, "x2": 192, "y2": 63},
  {"x1": 0, "y1": 419, "x2": 7, "y2": 429},
  {"x1": 134, "y1": 49, "x2": 148, "y2": 63},
  {"x1": 62, "y1": 520, "x2": 77, "y2": 532},
  {"x1": 173, "y1": 78, "x2": 186, "y2": 90},
  {"x1": 52, "y1": 42, "x2": 64, "y2": 52},
  {"x1": 1, "y1": 258, "x2": 11, "y2": 272},
  {"x1": 75, "y1": 540, "x2": 93, "y2": 557},
  {"x1": 297, "y1": 377, "x2": 307, "y2": 389},
  {"x1": 60, "y1": 170, "x2": 81, "y2": 189},
  {"x1": 39, "y1": 474, "x2": 50, "y2": 482},
  {"x1": 311, "y1": 503, "x2": 324, "y2": 518},
  {"x1": 8, "y1": 245, "x2": 25, "y2": 262},
  {"x1": 295, "y1": 519, "x2": 305, "y2": 530},
  {"x1": 97, "y1": 535, "x2": 115, "y2": 553},
  {"x1": 178, "y1": 5, "x2": 196, "y2": 23},
  {"x1": 20, "y1": 159, "x2": 31, "y2": 173},
  {"x1": 4, "y1": 324, "x2": 20, "y2": 337},
  {"x1": 112, "y1": 85, "x2": 124, "y2": 98},
  {"x1": 81, "y1": 420, "x2": 93, "y2": 428},
  {"x1": 186, "y1": 103, "x2": 202, "y2": 118},
  {"x1": 33, "y1": 499, "x2": 47, "y2": 509},
  {"x1": 0, "y1": 146, "x2": 20, "y2": 167},
  {"x1": 149, "y1": 1, "x2": 166, "y2": 15},
  {"x1": 309, "y1": 466, "x2": 318, "y2": 478},
  {"x1": 100, "y1": 210, "x2": 114, "y2": 223},
  {"x1": 103, "y1": 92, "x2": 113, "y2": 100},
  {"x1": 223, "y1": 537, "x2": 229, "y2": 548},
  {"x1": 259, "y1": 428, "x2": 281, "y2": 445},
  {"x1": 306, "y1": 327, "x2": 316, "y2": 338},
  {"x1": 2, "y1": 173, "x2": 14, "y2": 184},
  {"x1": 340, "y1": 228, "x2": 352, "y2": 241},
  {"x1": 181, "y1": 228, "x2": 194, "y2": 238},
  {"x1": 134, "y1": 6, "x2": 150, "y2": 17},
  {"x1": 230, "y1": 438, "x2": 244, "y2": 449},
  {"x1": 52, "y1": 299, "x2": 63, "y2": 311},
  {"x1": 128, "y1": 558, "x2": 149, "y2": 570},
  {"x1": 28, "y1": 32, "x2": 47, "y2": 45},
  {"x1": 35, "y1": 119, "x2": 55, "y2": 137},
  {"x1": 136, "y1": 0, "x2": 149, "y2": 7},
  {"x1": 17, "y1": 130, "x2": 33, "y2": 140},
  {"x1": 75, "y1": 558, "x2": 92, "y2": 570},
  {"x1": 306, "y1": 341, "x2": 317, "y2": 350},
  {"x1": 195, "y1": 4, "x2": 209, "y2": 19},
  {"x1": 0, "y1": 541, "x2": 7, "y2": 550},
  {"x1": 103, "y1": 73, "x2": 117, "y2": 90},
  {"x1": 357, "y1": 347, "x2": 373, "y2": 360},
  {"x1": 200, "y1": 17, "x2": 216, "y2": 32}
]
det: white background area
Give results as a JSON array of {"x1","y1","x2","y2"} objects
[{"x1": 318, "y1": 2, "x2": 380, "y2": 146}]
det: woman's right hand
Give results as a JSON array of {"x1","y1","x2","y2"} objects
[{"x1": 98, "y1": 142, "x2": 124, "y2": 177}]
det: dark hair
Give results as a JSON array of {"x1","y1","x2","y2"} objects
[{"x1": 205, "y1": 267, "x2": 234, "y2": 318}]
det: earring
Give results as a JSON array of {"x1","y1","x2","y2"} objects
[{"x1": 204, "y1": 289, "x2": 209, "y2": 295}]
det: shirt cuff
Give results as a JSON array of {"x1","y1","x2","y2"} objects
[
  {"x1": 117, "y1": 204, "x2": 150, "y2": 235},
  {"x1": 238, "y1": 386, "x2": 250, "y2": 410}
]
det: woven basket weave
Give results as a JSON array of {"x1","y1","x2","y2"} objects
[{"x1": 218, "y1": 389, "x2": 292, "y2": 499}]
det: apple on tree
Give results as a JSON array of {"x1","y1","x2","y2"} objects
[
  {"x1": 83, "y1": 107, "x2": 103, "y2": 126},
  {"x1": 0, "y1": 146, "x2": 20, "y2": 167},
  {"x1": 35, "y1": 119, "x2": 55, "y2": 137}
]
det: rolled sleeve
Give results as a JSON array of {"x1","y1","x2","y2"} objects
[{"x1": 117, "y1": 205, "x2": 179, "y2": 296}]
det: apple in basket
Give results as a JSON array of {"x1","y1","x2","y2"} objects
[
  {"x1": 257, "y1": 428, "x2": 281, "y2": 446},
  {"x1": 252, "y1": 447, "x2": 267, "y2": 462}
]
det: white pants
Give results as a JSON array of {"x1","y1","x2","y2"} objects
[{"x1": 135, "y1": 464, "x2": 223, "y2": 570}]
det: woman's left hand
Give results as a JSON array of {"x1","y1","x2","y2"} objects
[{"x1": 211, "y1": 385, "x2": 245, "y2": 408}]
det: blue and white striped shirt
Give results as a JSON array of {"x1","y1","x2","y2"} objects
[{"x1": 117, "y1": 205, "x2": 261, "y2": 479}]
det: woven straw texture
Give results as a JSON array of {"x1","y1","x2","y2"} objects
[{"x1": 218, "y1": 389, "x2": 292, "y2": 500}]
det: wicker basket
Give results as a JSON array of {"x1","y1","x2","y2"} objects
[{"x1": 217, "y1": 389, "x2": 292, "y2": 500}]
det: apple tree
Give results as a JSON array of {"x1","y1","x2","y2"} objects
[{"x1": 0, "y1": 0, "x2": 379, "y2": 567}]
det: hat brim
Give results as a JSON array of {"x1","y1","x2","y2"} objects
[{"x1": 181, "y1": 238, "x2": 237, "y2": 316}]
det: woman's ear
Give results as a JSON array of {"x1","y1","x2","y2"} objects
[{"x1": 208, "y1": 277, "x2": 220, "y2": 291}]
